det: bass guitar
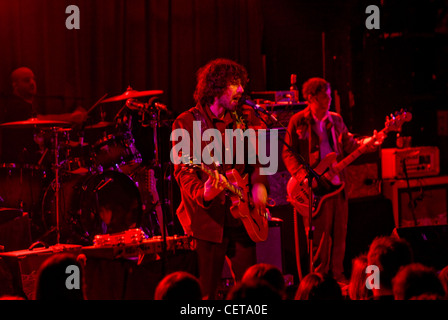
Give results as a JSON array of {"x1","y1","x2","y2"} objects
[{"x1": 287, "y1": 110, "x2": 412, "y2": 218}]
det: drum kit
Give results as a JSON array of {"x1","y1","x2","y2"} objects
[{"x1": 0, "y1": 87, "x2": 172, "y2": 246}]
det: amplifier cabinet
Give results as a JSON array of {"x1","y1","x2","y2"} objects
[
  {"x1": 381, "y1": 147, "x2": 440, "y2": 179},
  {"x1": 382, "y1": 175, "x2": 448, "y2": 228}
]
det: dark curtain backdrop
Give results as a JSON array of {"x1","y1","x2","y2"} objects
[{"x1": 0, "y1": 0, "x2": 265, "y2": 119}]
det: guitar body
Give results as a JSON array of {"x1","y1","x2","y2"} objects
[
  {"x1": 226, "y1": 169, "x2": 269, "y2": 242},
  {"x1": 287, "y1": 152, "x2": 345, "y2": 218}
]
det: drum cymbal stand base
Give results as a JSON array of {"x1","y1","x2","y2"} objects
[{"x1": 52, "y1": 127, "x2": 64, "y2": 245}]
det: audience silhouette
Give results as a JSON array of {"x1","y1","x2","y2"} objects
[
  {"x1": 241, "y1": 263, "x2": 287, "y2": 299},
  {"x1": 226, "y1": 278, "x2": 283, "y2": 301},
  {"x1": 34, "y1": 253, "x2": 85, "y2": 300},
  {"x1": 367, "y1": 235, "x2": 414, "y2": 300},
  {"x1": 347, "y1": 253, "x2": 373, "y2": 300},
  {"x1": 294, "y1": 272, "x2": 343, "y2": 300},
  {"x1": 392, "y1": 263, "x2": 445, "y2": 300},
  {"x1": 154, "y1": 271, "x2": 202, "y2": 300}
]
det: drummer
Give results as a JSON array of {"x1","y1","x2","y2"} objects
[{"x1": 0, "y1": 67, "x2": 87, "y2": 165}]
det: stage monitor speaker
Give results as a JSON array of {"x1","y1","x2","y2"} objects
[
  {"x1": 383, "y1": 175, "x2": 448, "y2": 228},
  {"x1": 0, "y1": 245, "x2": 82, "y2": 299},
  {"x1": 393, "y1": 225, "x2": 448, "y2": 271}
]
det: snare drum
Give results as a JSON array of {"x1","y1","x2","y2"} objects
[
  {"x1": 93, "y1": 131, "x2": 142, "y2": 173},
  {"x1": 60, "y1": 141, "x2": 94, "y2": 174}
]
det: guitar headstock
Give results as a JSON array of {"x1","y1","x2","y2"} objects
[
  {"x1": 179, "y1": 154, "x2": 201, "y2": 170},
  {"x1": 179, "y1": 154, "x2": 220, "y2": 174},
  {"x1": 384, "y1": 109, "x2": 412, "y2": 133}
]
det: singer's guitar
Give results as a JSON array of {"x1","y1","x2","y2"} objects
[
  {"x1": 287, "y1": 110, "x2": 412, "y2": 218},
  {"x1": 184, "y1": 160, "x2": 269, "y2": 242}
]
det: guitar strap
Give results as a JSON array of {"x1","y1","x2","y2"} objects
[
  {"x1": 309, "y1": 112, "x2": 339, "y2": 163},
  {"x1": 189, "y1": 106, "x2": 221, "y2": 173},
  {"x1": 325, "y1": 116, "x2": 335, "y2": 151}
]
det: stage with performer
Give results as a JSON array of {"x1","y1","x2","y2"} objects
[{"x1": 0, "y1": 0, "x2": 447, "y2": 305}]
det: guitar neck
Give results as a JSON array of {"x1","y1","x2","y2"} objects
[
  {"x1": 331, "y1": 127, "x2": 387, "y2": 176},
  {"x1": 196, "y1": 165, "x2": 243, "y2": 198}
]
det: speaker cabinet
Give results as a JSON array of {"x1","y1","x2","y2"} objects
[
  {"x1": 346, "y1": 163, "x2": 381, "y2": 200},
  {"x1": 221, "y1": 219, "x2": 284, "y2": 279},
  {"x1": 265, "y1": 128, "x2": 290, "y2": 207},
  {"x1": 383, "y1": 175, "x2": 448, "y2": 228},
  {"x1": 255, "y1": 218, "x2": 283, "y2": 272},
  {"x1": 344, "y1": 196, "x2": 395, "y2": 277}
]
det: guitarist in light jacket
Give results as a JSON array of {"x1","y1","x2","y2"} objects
[
  {"x1": 172, "y1": 58, "x2": 269, "y2": 300},
  {"x1": 282, "y1": 77, "x2": 384, "y2": 284}
]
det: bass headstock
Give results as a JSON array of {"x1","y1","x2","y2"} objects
[{"x1": 384, "y1": 109, "x2": 412, "y2": 133}]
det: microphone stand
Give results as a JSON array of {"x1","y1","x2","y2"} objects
[{"x1": 249, "y1": 104, "x2": 321, "y2": 275}]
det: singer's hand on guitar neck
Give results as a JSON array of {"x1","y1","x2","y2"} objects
[{"x1": 203, "y1": 165, "x2": 226, "y2": 202}]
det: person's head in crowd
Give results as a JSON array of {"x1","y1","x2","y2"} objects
[
  {"x1": 438, "y1": 264, "x2": 448, "y2": 299},
  {"x1": 294, "y1": 272, "x2": 343, "y2": 300},
  {"x1": 241, "y1": 263, "x2": 287, "y2": 299},
  {"x1": 11, "y1": 67, "x2": 37, "y2": 103},
  {"x1": 35, "y1": 253, "x2": 85, "y2": 300},
  {"x1": 392, "y1": 263, "x2": 445, "y2": 300},
  {"x1": 367, "y1": 235, "x2": 413, "y2": 298},
  {"x1": 154, "y1": 271, "x2": 202, "y2": 300},
  {"x1": 348, "y1": 253, "x2": 373, "y2": 300},
  {"x1": 226, "y1": 278, "x2": 283, "y2": 301}
]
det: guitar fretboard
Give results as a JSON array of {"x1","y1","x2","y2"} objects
[
  {"x1": 193, "y1": 164, "x2": 244, "y2": 199},
  {"x1": 329, "y1": 127, "x2": 387, "y2": 178}
]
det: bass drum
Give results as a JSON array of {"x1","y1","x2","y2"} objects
[{"x1": 42, "y1": 170, "x2": 143, "y2": 245}]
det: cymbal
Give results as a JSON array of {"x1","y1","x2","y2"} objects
[
  {"x1": 84, "y1": 121, "x2": 115, "y2": 129},
  {"x1": 102, "y1": 86, "x2": 163, "y2": 103},
  {"x1": 0, "y1": 118, "x2": 72, "y2": 128}
]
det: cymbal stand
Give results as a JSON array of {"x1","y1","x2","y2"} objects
[
  {"x1": 147, "y1": 106, "x2": 169, "y2": 276},
  {"x1": 147, "y1": 108, "x2": 168, "y2": 236},
  {"x1": 148, "y1": 109, "x2": 160, "y2": 167},
  {"x1": 52, "y1": 127, "x2": 63, "y2": 244}
]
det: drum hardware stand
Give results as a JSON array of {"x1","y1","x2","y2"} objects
[
  {"x1": 146, "y1": 103, "x2": 171, "y2": 277},
  {"x1": 52, "y1": 127, "x2": 63, "y2": 245},
  {"x1": 36, "y1": 127, "x2": 66, "y2": 246}
]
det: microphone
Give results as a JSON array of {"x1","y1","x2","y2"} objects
[
  {"x1": 148, "y1": 96, "x2": 172, "y2": 114},
  {"x1": 240, "y1": 96, "x2": 278, "y2": 122},
  {"x1": 126, "y1": 99, "x2": 146, "y2": 110}
]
